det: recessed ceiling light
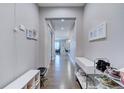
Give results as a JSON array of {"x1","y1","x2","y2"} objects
[
  {"x1": 61, "y1": 27, "x2": 64, "y2": 30},
  {"x1": 61, "y1": 19, "x2": 64, "y2": 22}
]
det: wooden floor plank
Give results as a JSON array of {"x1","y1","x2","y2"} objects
[{"x1": 42, "y1": 54, "x2": 80, "y2": 89}]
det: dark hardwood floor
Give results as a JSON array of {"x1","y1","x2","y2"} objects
[{"x1": 42, "y1": 54, "x2": 80, "y2": 89}]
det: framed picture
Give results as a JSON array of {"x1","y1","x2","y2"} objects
[
  {"x1": 26, "y1": 29, "x2": 33, "y2": 39},
  {"x1": 89, "y1": 22, "x2": 107, "y2": 41},
  {"x1": 26, "y1": 29, "x2": 38, "y2": 40},
  {"x1": 32, "y1": 29, "x2": 38, "y2": 40}
]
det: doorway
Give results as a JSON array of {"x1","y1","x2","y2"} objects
[
  {"x1": 44, "y1": 18, "x2": 78, "y2": 88},
  {"x1": 46, "y1": 18, "x2": 76, "y2": 59}
]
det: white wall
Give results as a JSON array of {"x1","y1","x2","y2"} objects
[
  {"x1": 15, "y1": 3, "x2": 40, "y2": 76},
  {"x1": 69, "y1": 26, "x2": 76, "y2": 64},
  {"x1": 0, "y1": 3, "x2": 40, "y2": 88},
  {"x1": 39, "y1": 7, "x2": 84, "y2": 67},
  {"x1": 51, "y1": 31, "x2": 55, "y2": 61},
  {"x1": 81, "y1": 4, "x2": 124, "y2": 69},
  {"x1": 45, "y1": 21, "x2": 52, "y2": 68}
]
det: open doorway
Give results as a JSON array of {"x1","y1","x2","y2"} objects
[
  {"x1": 46, "y1": 18, "x2": 76, "y2": 64},
  {"x1": 44, "y1": 18, "x2": 79, "y2": 89}
]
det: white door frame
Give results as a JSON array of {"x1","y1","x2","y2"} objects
[{"x1": 45, "y1": 17, "x2": 77, "y2": 65}]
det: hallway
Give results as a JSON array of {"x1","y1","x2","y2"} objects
[
  {"x1": 1, "y1": 3, "x2": 124, "y2": 90},
  {"x1": 43, "y1": 54, "x2": 80, "y2": 89}
]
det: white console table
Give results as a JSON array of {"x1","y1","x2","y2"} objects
[
  {"x1": 4, "y1": 70, "x2": 40, "y2": 89},
  {"x1": 75, "y1": 57, "x2": 94, "y2": 89},
  {"x1": 76, "y1": 57, "x2": 94, "y2": 74}
]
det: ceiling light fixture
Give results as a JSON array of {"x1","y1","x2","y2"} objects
[
  {"x1": 61, "y1": 27, "x2": 64, "y2": 30},
  {"x1": 61, "y1": 19, "x2": 64, "y2": 22}
]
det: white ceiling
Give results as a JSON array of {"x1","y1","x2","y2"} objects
[
  {"x1": 51, "y1": 19, "x2": 75, "y2": 31},
  {"x1": 50, "y1": 18, "x2": 75, "y2": 40},
  {"x1": 38, "y1": 3, "x2": 84, "y2": 40},
  {"x1": 38, "y1": 3, "x2": 85, "y2": 7}
]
